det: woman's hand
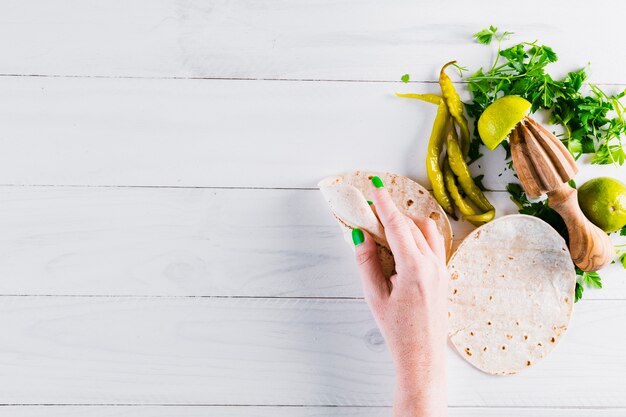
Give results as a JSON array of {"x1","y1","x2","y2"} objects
[{"x1": 352, "y1": 176, "x2": 448, "y2": 417}]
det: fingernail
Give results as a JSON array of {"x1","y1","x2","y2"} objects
[
  {"x1": 352, "y1": 228, "x2": 365, "y2": 246},
  {"x1": 367, "y1": 200, "x2": 373, "y2": 205},
  {"x1": 371, "y1": 176, "x2": 384, "y2": 188}
]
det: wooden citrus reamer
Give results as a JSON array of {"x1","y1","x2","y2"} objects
[{"x1": 510, "y1": 117, "x2": 613, "y2": 272}]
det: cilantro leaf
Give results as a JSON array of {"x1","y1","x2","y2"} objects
[
  {"x1": 401, "y1": 74, "x2": 410, "y2": 83},
  {"x1": 621, "y1": 225, "x2": 626, "y2": 236}
]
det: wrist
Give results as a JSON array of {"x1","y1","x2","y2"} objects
[{"x1": 393, "y1": 357, "x2": 447, "y2": 417}]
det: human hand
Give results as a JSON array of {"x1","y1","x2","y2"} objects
[{"x1": 351, "y1": 176, "x2": 448, "y2": 417}]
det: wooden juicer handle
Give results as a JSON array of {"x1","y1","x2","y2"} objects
[{"x1": 548, "y1": 184, "x2": 614, "y2": 272}]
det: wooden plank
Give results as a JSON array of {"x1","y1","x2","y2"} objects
[
  {"x1": 1, "y1": 187, "x2": 623, "y2": 299},
  {"x1": 1, "y1": 77, "x2": 623, "y2": 189},
  {"x1": 0, "y1": 406, "x2": 624, "y2": 417},
  {"x1": 0, "y1": 1, "x2": 624, "y2": 83},
  {"x1": 0, "y1": 297, "x2": 624, "y2": 406}
]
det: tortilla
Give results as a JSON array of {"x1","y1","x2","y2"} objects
[
  {"x1": 318, "y1": 171, "x2": 453, "y2": 277},
  {"x1": 447, "y1": 214, "x2": 576, "y2": 375}
]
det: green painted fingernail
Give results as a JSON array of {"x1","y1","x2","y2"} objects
[
  {"x1": 367, "y1": 200, "x2": 373, "y2": 205},
  {"x1": 352, "y1": 228, "x2": 365, "y2": 246},
  {"x1": 371, "y1": 176, "x2": 384, "y2": 188}
]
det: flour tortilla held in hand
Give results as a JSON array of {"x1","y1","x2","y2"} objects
[
  {"x1": 318, "y1": 171, "x2": 453, "y2": 277},
  {"x1": 447, "y1": 214, "x2": 576, "y2": 375}
]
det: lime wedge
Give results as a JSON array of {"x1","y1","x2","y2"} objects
[{"x1": 477, "y1": 96, "x2": 531, "y2": 150}]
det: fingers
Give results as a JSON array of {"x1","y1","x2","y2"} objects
[
  {"x1": 352, "y1": 228, "x2": 389, "y2": 302},
  {"x1": 369, "y1": 177, "x2": 420, "y2": 269},
  {"x1": 411, "y1": 217, "x2": 447, "y2": 262},
  {"x1": 404, "y1": 216, "x2": 435, "y2": 257}
]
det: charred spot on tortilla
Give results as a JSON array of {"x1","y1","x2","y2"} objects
[
  {"x1": 406, "y1": 199, "x2": 414, "y2": 207},
  {"x1": 429, "y1": 211, "x2": 440, "y2": 220}
]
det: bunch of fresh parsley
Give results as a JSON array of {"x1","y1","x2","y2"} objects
[{"x1": 465, "y1": 26, "x2": 626, "y2": 166}]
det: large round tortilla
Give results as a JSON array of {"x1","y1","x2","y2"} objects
[
  {"x1": 447, "y1": 214, "x2": 576, "y2": 375},
  {"x1": 318, "y1": 171, "x2": 453, "y2": 277}
]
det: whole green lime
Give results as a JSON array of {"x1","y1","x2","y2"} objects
[{"x1": 578, "y1": 177, "x2": 626, "y2": 233}]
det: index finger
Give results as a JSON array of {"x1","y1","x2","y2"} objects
[{"x1": 369, "y1": 176, "x2": 421, "y2": 268}]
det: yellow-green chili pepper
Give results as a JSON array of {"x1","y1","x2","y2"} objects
[
  {"x1": 443, "y1": 144, "x2": 493, "y2": 225},
  {"x1": 465, "y1": 209, "x2": 495, "y2": 223},
  {"x1": 446, "y1": 125, "x2": 495, "y2": 214},
  {"x1": 425, "y1": 101, "x2": 457, "y2": 219},
  {"x1": 443, "y1": 157, "x2": 474, "y2": 216},
  {"x1": 395, "y1": 92, "x2": 456, "y2": 218},
  {"x1": 440, "y1": 61, "x2": 471, "y2": 157},
  {"x1": 395, "y1": 93, "x2": 442, "y2": 105}
]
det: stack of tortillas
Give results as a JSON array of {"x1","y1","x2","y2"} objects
[
  {"x1": 318, "y1": 171, "x2": 453, "y2": 277},
  {"x1": 448, "y1": 214, "x2": 576, "y2": 375},
  {"x1": 319, "y1": 172, "x2": 576, "y2": 375}
]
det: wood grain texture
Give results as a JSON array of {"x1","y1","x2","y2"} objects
[
  {"x1": 0, "y1": 406, "x2": 624, "y2": 417},
  {"x1": 0, "y1": 297, "x2": 625, "y2": 407},
  {"x1": 1, "y1": 186, "x2": 624, "y2": 298},
  {"x1": 0, "y1": 0, "x2": 625, "y2": 83},
  {"x1": 548, "y1": 185, "x2": 614, "y2": 272},
  {"x1": 1, "y1": 77, "x2": 624, "y2": 189}
]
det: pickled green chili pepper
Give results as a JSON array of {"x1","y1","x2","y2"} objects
[
  {"x1": 440, "y1": 61, "x2": 471, "y2": 157},
  {"x1": 425, "y1": 101, "x2": 457, "y2": 219},
  {"x1": 442, "y1": 136, "x2": 494, "y2": 225},
  {"x1": 395, "y1": 93, "x2": 442, "y2": 105},
  {"x1": 443, "y1": 157, "x2": 474, "y2": 218},
  {"x1": 446, "y1": 125, "x2": 495, "y2": 214},
  {"x1": 396, "y1": 91, "x2": 456, "y2": 218},
  {"x1": 465, "y1": 209, "x2": 495, "y2": 223}
]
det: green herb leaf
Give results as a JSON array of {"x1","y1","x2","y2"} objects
[
  {"x1": 577, "y1": 268, "x2": 602, "y2": 289},
  {"x1": 474, "y1": 27, "x2": 497, "y2": 45},
  {"x1": 575, "y1": 283, "x2": 583, "y2": 303},
  {"x1": 401, "y1": 74, "x2": 410, "y2": 83},
  {"x1": 621, "y1": 225, "x2": 626, "y2": 236},
  {"x1": 465, "y1": 30, "x2": 625, "y2": 165}
]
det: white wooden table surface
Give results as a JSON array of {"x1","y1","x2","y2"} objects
[{"x1": 1, "y1": 1, "x2": 626, "y2": 416}]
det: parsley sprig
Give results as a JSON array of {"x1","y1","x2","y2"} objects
[{"x1": 464, "y1": 27, "x2": 626, "y2": 166}]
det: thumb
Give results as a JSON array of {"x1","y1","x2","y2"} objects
[{"x1": 352, "y1": 228, "x2": 389, "y2": 303}]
